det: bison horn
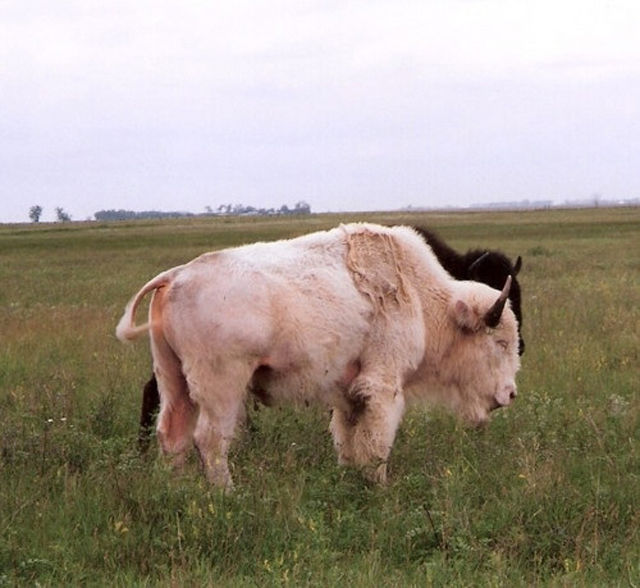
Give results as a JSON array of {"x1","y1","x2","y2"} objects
[
  {"x1": 513, "y1": 255, "x2": 522, "y2": 276},
  {"x1": 468, "y1": 251, "x2": 490, "y2": 278},
  {"x1": 484, "y1": 275, "x2": 512, "y2": 328}
]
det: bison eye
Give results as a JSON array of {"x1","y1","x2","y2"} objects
[{"x1": 496, "y1": 339, "x2": 508, "y2": 351}]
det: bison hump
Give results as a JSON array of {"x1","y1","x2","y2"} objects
[{"x1": 345, "y1": 229, "x2": 409, "y2": 312}]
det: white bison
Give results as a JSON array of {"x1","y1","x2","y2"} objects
[{"x1": 117, "y1": 223, "x2": 520, "y2": 488}]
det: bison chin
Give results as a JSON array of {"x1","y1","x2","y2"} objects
[
  {"x1": 476, "y1": 389, "x2": 518, "y2": 427},
  {"x1": 463, "y1": 392, "x2": 514, "y2": 428}
]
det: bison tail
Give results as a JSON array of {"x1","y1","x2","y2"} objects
[{"x1": 116, "y1": 269, "x2": 176, "y2": 342}]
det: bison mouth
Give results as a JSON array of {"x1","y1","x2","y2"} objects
[
  {"x1": 468, "y1": 398, "x2": 506, "y2": 429},
  {"x1": 488, "y1": 398, "x2": 503, "y2": 412}
]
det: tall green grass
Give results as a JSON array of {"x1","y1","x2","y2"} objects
[{"x1": 1, "y1": 208, "x2": 638, "y2": 585}]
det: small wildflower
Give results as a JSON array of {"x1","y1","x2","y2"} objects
[
  {"x1": 608, "y1": 394, "x2": 628, "y2": 417},
  {"x1": 114, "y1": 521, "x2": 129, "y2": 534}
]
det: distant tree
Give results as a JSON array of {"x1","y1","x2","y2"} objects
[
  {"x1": 55, "y1": 207, "x2": 71, "y2": 222},
  {"x1": 29, "y1": 205, "x2": 43, "y2": 223},
  {"x1": 293, "y1": 200, "x2": 311, "y2": 214}
]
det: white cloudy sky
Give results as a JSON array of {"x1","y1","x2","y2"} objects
[{"x1": 1, "y1": 0, "x2": 639, "y2": 222}]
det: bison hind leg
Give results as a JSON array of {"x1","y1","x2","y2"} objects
[
  {"x1": 154, "y1": 357, "x2": 197, "y2": 472},
  {"x1": 151, "y1": 290, "x2": 197, "y2": 470},
  {"x1": 187, "y1": 359, "x2": 254, "y2": 491}
]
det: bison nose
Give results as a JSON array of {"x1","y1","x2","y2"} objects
[{"x1": 494, "y1": 384, "x2": 517, "y2": 409}]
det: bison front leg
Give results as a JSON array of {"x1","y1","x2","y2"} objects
[
  {"x1": 329, "y1": 407, "x2": 354, "y2": 467},
  {"x1": 330, "y1": 376, "x2": 405, "y2": 484}
]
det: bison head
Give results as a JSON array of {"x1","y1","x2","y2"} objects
[{"x1": 441, "y1": 276, "x2": 521, "y2": 425}]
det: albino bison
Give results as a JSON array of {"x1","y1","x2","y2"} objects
[{"x1": 117, "y1": 223, "x2": 520, "y2": 488}]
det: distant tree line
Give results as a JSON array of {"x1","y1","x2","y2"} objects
[
  {"x1": 94, "y1": 209, "x2": 195, "y2": 221},
  {"x1": 94, "y1": 201, "x2": 311, "y2": 221}
]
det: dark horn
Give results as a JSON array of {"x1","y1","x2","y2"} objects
[
  {"x1": 468, "y1": 251, "x2": 490, "y2": 278},
  {"x1": 512, "y1": 256, "x2": 522, "y2": 276},
  {"x1": 484, "y1": 275, "x2": 512, "y2": 328}
]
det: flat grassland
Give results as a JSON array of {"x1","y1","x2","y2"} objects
[{"x1": 1, "y1": 207, "x2": 638, "y2": 585}]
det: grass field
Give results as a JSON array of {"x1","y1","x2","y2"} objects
[{"x1": 1, "y1": 207, "x2": 638, "y2": 586}]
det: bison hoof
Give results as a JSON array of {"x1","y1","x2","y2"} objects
[{"x1": 362, "y1": 461, "x2": 388, "y2": 485}]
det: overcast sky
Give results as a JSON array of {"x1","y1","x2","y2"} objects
[{"x1": 2, "y1": 0, "x2": 639, "y2": 223}]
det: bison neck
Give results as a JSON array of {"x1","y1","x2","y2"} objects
[{"x1": 401, "y1": 248, "x2": 461, "y2": 408}]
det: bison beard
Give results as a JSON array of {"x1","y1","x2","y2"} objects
[{"x1": 118, "y1": 225, "x2": 520, "y2": 485}]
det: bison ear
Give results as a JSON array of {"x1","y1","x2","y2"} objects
[
  {"x1": 513, "y1": 256, "x2": 522, "y2": 276},
  {"x1": 452, "y1": 299, "x2": 482, "y2": 332}
]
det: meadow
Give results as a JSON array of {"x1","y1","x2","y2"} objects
[{"x1": 1, "y1": 207, "x2": 638, "y2": 586}]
